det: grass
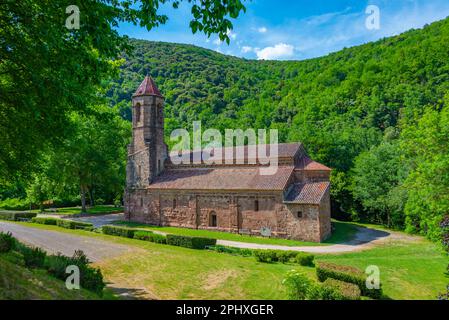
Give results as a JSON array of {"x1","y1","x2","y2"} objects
[
  {"x1": 8, "y1": 221, "x2": 448, "y2": 300},
  {"x1": 112, "y1": 220, "x2": 358, "y2": 247},
  {"x1": 0, "y1": 251, "x2": 108, "y2": 300},
  {"x1": 32, "y1": 205, "x2": 123, "y2": 215}
]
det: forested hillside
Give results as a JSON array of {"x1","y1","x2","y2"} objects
[{"x1": 106, "y1": 18, "x2": 449, "y2": 240}]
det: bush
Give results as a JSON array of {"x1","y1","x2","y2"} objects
[
  {"x1": 208, "y1": 245, "x2": 253, "y2": 257},
  {"x1": 134, "y1": 230, "x2": 167, "y2": 244},
  {"x1": 0, "y1": 211, "x2": 36, "y2": 221},
  {"x1": 0, "y1": 198, "x2": 29, "y2": 211},
  {"x1": 254, "y1": 249, "x2": 279, "y2": 263},
  {"x1": 166, "y1": 234, "x2": 216, "y2": 249},
  {"x1": 322, "y1": 279, "x2": 361, "y2": 300},
  {"x1": 0, "y1": 232, "x2": 16, "y2": 252},
  {"x1": 295, "y1": 252, "x2": 315, "y2": 266},
  {"x1": 56, "y1": 219, "x2": 93, "y2": 230},
  {"x1": 282, "y1": 270, "x2": 313, "y2": 300},
  {"x1": 21, "y1": 246, "x2": 47, "y2": 268},
  {"x1": 31, "y1": 217, "x2": 58, "y2": 225},
  {"x1": 102, "y1": 225, "x2": 135, "y2": 238},
  {"x1": 276, "y1": 251, "x2": 298, "y2": 263},
  {"x1": 45, "y1": 250, "x2": 105, "y2": 295},
  {"x1": 316, "y1": 262, "x2": 382, "y2": 299}
]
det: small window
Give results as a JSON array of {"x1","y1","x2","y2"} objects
[
  {"x1": 297, "y1": 211, "x2": 303, "y2": 218},
  {"x1": 140, "y1": 198, "x2": 144, "y2": 207},
  {"x1": 173, "y1": 198, "x2": 176, "y2": 209},
  {"x1": 135, "y1": 104, "x2": 141, "y2": 123},
  {"x1": 158, "y1": 159, "x2": 161, "y2": 173},
  {"x1": 210, "y1": 212, "x2": 217, "y2": 227},
  {"x1": 254, "y1": 200, "x2": 259, "y2": 212}
]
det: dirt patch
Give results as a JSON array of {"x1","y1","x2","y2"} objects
[{"x1": 202, "y1": 270, "x2": 237, "y2": 291}]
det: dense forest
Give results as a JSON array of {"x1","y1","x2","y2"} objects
[{"x1": 3, "y1": 16, "x2": 449, "y2": 242}]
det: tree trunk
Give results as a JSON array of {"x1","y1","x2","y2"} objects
[
  {"x1": 89, "y1": 188, "x2": 94, "y2": 207},
  {"x1": 80, "y1": 186, "x2": 87, "y2": 213}
]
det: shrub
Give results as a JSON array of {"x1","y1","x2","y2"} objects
[
  {"x1": 102, "y1": 225, "x2": 135, "y2": 238},
  {"x1": 322, "y1": 279, "x2": 361, "y2": 300},
  {"x1": 208, "y1": 245, "x2": 253, "y2": 257},
  {"x1": 282, "y1": 270, "x2": 313, "y2": 300},
  {"x1": 134, "y1": 230, "x2": 167, "y2": 244},
  {"x1": 0, "y1": 198, "x2": 29, "y2": 211},
  {"x1": 45, "y1": 250, "x2": 105, "y2": 296},
  {"x1": 56, "y1": 219, "x2": 93, "y2": 230},
  {"x1": 295, "y1": 252, "x2": 315, "y2": 266},
  {"x1": 0, "y1": 232, "x2": 16, "y2": 252},
  {"x1": 0, "y1": 211, "x2": 37, "y2": 221},
  {"x1": 31, "y1": 217, "x2": 58, "y2": 225},
  {"x1": 166, "y1": 234, "x2": 216, "y2": 249},
  {"x1": 316, "y1": 262, "x2": 382, "y2": 299},
  {"x1": 254, "y1": 249, "x2": 279, "y2": 263},
  {"x1": 22, "y1": 246, "x2": 47, "y2": 268},
  {"x1": 276, "y1": 251, "x2": 298, "y2": 263}
]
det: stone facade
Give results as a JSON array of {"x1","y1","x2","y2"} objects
[{"x1": 125, "y1": 76, "x2": 332, "y2": 242}]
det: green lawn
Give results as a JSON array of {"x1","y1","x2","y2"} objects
[
  {"x1": 33, "y1": 205, "x2": 123, "y2": 215},
  {"x1": 9, "y1": 221, "x2": 448, "y2": 300},
  {"x1": 112, "y1": 220, "x2": 358, "y2": 247}
]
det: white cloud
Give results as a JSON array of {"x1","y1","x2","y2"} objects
[
  {"x1": 241, "y1": 46, "x2": 253, "y2": 53},
  {"x1": 213, "y1": 38, "x2": 222, "y2": 45},
  {"x1": 257, "y1": 27, "x2": 268, "y2": 33},
  {"x1": 256, "y1": 43, "x2": 294, "y2": 60},
  {"x1": 227, "y1": 29, "x2": 237, "y2": 40}
]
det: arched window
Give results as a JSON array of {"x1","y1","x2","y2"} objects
[
  {"x1": 173, "y1": 198, "x2": 176, "y2": 209},
  {"x1": 209, "y1": 211, "x2": 217, "y2": 227},
  {"x1": 254, "y1": 200, "x2": 259, "y2": 212}
]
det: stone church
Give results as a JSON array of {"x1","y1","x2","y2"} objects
[{"x1": 124, "y1": 76, "x2": 332, "y2": 242}]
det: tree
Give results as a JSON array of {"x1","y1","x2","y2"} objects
[
  {"x1": 0, "y1": 0, "x2": 246, "y2": 180},
  {"x1": 351, "y1": 139, "x2": 408, "y2": 227},
  {"x1": 47, "y1": 106, "x2": 130, "y2": 212},
  {"x1": 401, "y1": 102, "x2": 449, "y2": 241}
]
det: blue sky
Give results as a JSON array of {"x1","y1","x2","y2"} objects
[{"x1": 118, "y1": 0, "x2": 449, "y2": 60}]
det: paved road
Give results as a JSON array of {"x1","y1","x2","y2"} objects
[{"x1": 0, "y1": 221, "x2": 132, "y2": 262}]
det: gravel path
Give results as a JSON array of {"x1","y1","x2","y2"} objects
[{"x1": 0, "y1": 221, "x2": 132, "y2": 262}]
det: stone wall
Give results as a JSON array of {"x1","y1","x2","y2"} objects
[{"x1": 124, "y1": 189, "x2": 330, "y2": 242}]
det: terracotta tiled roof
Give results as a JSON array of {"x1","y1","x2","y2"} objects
[
  {"x1": 296, "y1": 156, "x2": 331, "y2": 171},
  {"x1": 168, "y1": 143, "x2": 301, "y2": 165},
  {"x1": 284, "y1": 182, "x2": 330, "y2": 204},
  {"x1": 133, "y1": 76, "x2": 163, "y2": 97},
  {"x1": 148, "y1": 166, "x2": 295, "y2": 191}
]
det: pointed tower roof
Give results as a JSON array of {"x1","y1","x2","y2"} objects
[{"x1": 133, "y1": 76, "x2": 163, "y2": 98}]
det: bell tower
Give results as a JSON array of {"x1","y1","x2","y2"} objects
[{"x1": 126, "y1": 76, "x2": 167, "y2": 188}]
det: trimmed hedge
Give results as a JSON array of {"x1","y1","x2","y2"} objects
[
  {"x1": 31, "y1": 217, "x2": 58, "y2": 225},
  {"x1": 134, "y1": 230, "x2": 167, "y2": 244},
  {"x1": 0, "y1": 232, "x2": 15, "y2": 252},
  {"x1": 56, "y1": 219, "x2": 93, "y2": 230},
  {"x1": 0, "y1": 211, "x2": 36, "y2": 221},
  {"x1": 295, "y1": 252, "x2": 315, "y2": 266},
  {"x1": 166, "y1": 234, "x2": 216, "y2": 249},
  {"x1": 316, "y1": 262, "x2": 382, "y2": 299},
  {"x1": 102, "y1": 225, "x2": 135, "y2": 238},
  {"x1": 254, "y1": 249, "x2": 279, "y2": 263},
  {"x1": 207, "y1": 245, "x2": 253, "y2": 257},
  {"x1": 322, "y1": 279, "x2": 361, "y2": 300}
]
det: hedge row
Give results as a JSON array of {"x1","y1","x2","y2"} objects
[
  {"x1": 102, "y1": 225, "x2": 135, "y2": 238},
  {"x1": 166, "y1": 234, "x2": 217, "y2": 249},
  {"x1": 0, "y1": 211, "x2": 37, "y2": 221},
  {"x1": 316, "y1": 262, "x2": 382, "y2": 299},
  {"x1": 207, "y1": 245, "x2": 253, "y2": 257},
  {"x1": 134, "y1": 230, "x2": 167, "y2": 244},
  {"x1": 254, "y1": 249, "x2": 315, "y2": 266},
  {"x1": 0, "y1": 232, "x2": 15, "y2": 252},
  {"x1": 56, "y1": 219, "x2": 93, "y2": 230},
  {"x1": 322, "y1": 279, "x2": 361, "y2": 300},
  {"x1": 31, "y1": 217, "x2": 58, "y2": 225}
]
